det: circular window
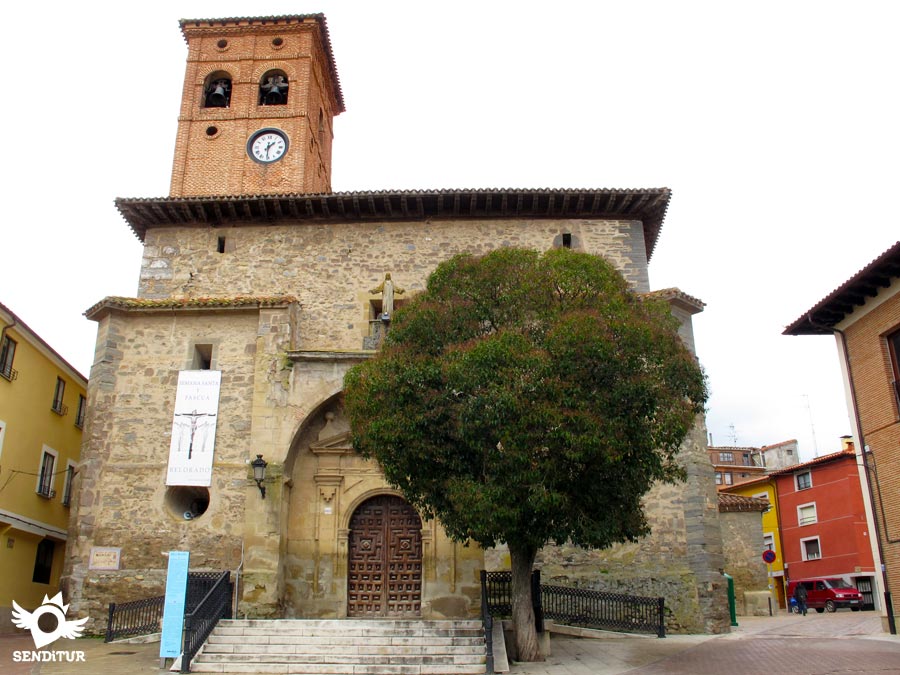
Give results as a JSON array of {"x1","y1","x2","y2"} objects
[
  {"x1": 206, "y1": 126, "x2": 219, "y2": 137},
  {"x1": 165, "y1": 486, "x2": 210, "y2": 521},
  {"x1": 217, "y1": 39, "x2": 228, "y2": 49},
  {"x1": 272, "y1": 37, "x2": 284, "y2": 47}
]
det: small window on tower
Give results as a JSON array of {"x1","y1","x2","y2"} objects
[
  {"x1": 193, "y1": 344, "x2": 213, "y2": 370},
  {"x1": 562, "y1": 233, "x2": 572, "y2": 249},
  {"x1": 217, "y1": 236, "x2": 226, "y2": 253},
  {"x1": 203, "y1": 72, "x2": 232, "y2": 108},
  {"x1": 259, "y1": 70, "x2": 289, "y2": 105}
]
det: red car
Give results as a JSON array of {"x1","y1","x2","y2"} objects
[{"x1": 787, "y1": 578, "x2": 863, "y2": 613}]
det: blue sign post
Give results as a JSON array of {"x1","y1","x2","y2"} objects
[{"x1": 160, "y1": 551, "x2": 190, "y2": 660}]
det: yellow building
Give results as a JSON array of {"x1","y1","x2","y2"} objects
[
  {"x1": 0, "y1": 302, "x2": 87, "y2": 632},
  {"x1": 721, "y1": 476, "x2": 787, "y2": 608}
]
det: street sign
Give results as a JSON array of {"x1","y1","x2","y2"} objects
[{"x1": 762, "y1": 549, "x2": 776, "y2": 564}]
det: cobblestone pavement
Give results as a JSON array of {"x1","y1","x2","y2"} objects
[{"x1": 509, "y1": 612, "x2": 900, "y2": 675}]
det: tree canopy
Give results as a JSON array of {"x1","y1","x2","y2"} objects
[{"x1": 343, "y1": 247, "x2": 707, "y2": 659}]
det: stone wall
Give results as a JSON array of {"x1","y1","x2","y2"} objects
[
  {"x1": 486, "y1": 419, "x2": 729, "y2": 634},
  {"x1": 137, "y1": 218, "x2": 651, "y2": 338},
  {"x1": 61, "y1": 308, "x2": 275, "y2": 630},
  {"x1": 718, "y1": 510, "x2": 770, "y2": 615}
]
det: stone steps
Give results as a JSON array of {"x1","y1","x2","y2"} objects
[{"x1": 188, "y1": 619, "x2": 487, "y2": 675}]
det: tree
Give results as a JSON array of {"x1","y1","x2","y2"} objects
[{"x1": 344, "y1": 248, "x2": 708, "y2": 661}]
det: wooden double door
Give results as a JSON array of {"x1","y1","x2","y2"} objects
[{"x1": 347, "y1": 495, "x2": 422, "y2": 617}]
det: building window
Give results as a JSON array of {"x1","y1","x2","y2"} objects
[
  {"x1": 32, "y1": 539, "x2": 55, "y2": 584},
  {"x1": 51, "y1": 377, "x2": 67, "y2": 415},
  {"x1": 723, "y1": 472, "x2": 733, "y2": 485},
  {"x1": 0, "y1": 335, "x2": 16, "y2": 381},
  {"x1": 889, "y1": 328, "x2": 900, "y2": 412},
  {"x1": 719, "y1": 452, "x2": 734, "y2": 463},
  {"x1": 742, "y1": 453, "x2": 753, "y2": 466},
  {"x1": 36, "y1": 449, "x2": 57, "y2": 498},
  {"x1": 796, "y1": 471, "x2": 812, "y2": 490},
  {"x1": 763, "y1": 533, "x2": 775, "y2": 552},
  {"x1": 798, "y1": 502, "x2": 817, "y2": 526},
  {"x1": 192, "y1": 344, "x2": 213, "y2": 370},
  {"x1": 75, "y1": 394, "x2": 87, "y2": 429},
  {"x1": 62, "y1": 462, "x2": 76, "y2": 507},
  {"x1": 801, "y1": 537, "x2": 821, "y2": 561},
  {"x1": 715, "y1": 472, "x2": 722, "y2": 485}
]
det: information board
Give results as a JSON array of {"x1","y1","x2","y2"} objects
[{"x1": 160, "y1": 551, "x2": 190, "y2": 659}]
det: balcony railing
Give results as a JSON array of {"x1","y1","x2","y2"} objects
[
  {"x1": 51, "y1": 402, "x2": 68, "y2": 416},
  {"x1": 0, "y1": 365, "x2": 17, "y2": 381}
]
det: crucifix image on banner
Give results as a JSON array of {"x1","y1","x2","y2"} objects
[{"x1": 166, "y1": 370, "x2": 222, "y2": 486}]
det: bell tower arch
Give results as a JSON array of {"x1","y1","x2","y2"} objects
[{"x1": 170, "y1": 15, "x2": 345, "y2": 197}]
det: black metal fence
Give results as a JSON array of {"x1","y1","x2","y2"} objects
[
  {"x1": 105, "y1": 571, "x2": 232, "y2": 643},
  {"x1": 105, "y1": 595, "x2": 165, "y2": 643},
  {"x1": 181, "y1": 570, "x2": 233, "y2": 673},
  {"x1": 481, "y1": 569, "x2": 665, "y2": 638}
]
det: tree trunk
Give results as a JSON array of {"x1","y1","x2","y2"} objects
[{"x1": 509, "y1": 544, "x2": 542, "y2": 662}]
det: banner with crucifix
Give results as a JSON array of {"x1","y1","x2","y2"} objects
[{"x1": 166, "y1": 370, "x2": 222, "y2": 486}]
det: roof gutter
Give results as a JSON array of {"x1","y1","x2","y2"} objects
[{"x1": 807, "y1": 313, "x2": 896, "y2": 634}]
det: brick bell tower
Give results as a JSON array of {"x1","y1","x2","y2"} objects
[{"x1": 169, "y1": 15, "x2": 345, "y2": 197}]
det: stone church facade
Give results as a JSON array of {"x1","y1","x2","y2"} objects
[{"x1": 61, "y1": 14, "x2": 728, "y2": 634}]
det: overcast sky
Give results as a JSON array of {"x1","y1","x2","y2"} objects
[{"x1": 2, "y1": 1, "x2": 897, "y2": 463}]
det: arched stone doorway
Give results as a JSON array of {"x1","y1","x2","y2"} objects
[{"x1": 347, "y1": 495, "x2": 422, "y2": 617}]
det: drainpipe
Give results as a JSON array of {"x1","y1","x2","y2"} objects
[{"x1": 808, "y1": 315, "x2": 896, "y2": 634}]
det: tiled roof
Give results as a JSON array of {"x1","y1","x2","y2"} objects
[
  {"x1": 784, "y1": 241, "x2": 900, "y2": 335},
  {"x1": 766, "y1": 449, "x2": 856, "y2": 476},
  {"x1": 85, "y1": 295, "x2": 297, "y2": 320},
  {"x1": 114, "y1": 187, "x2": 671, "y2": 261},
  {"x1": 178, "y1": 14, "x2": 345, "y2": 113},
  {"x1": 718, "y1": 493, "x2": 769, "y2": 513},
  {"x1": 643, "y1": 288, "x2": 705, "y2": 313}
]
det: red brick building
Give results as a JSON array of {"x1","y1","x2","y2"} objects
[
  {"x1": 708, "y1": 446, "x2": 766, "y2": 488},
  {"x1": 785, "y1": 240, "x2": 900, "y2": 630},
  {"x1": 771, "y1": 446, "x2": 876, "y2": 610}
]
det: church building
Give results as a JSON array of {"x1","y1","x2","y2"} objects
[{"x1": 61, "y1": 14, "x2": 728, "y2": 634}]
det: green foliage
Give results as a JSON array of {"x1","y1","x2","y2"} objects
[{"x1": 344, "y1": 248, "x2": 707, "y2": 553}]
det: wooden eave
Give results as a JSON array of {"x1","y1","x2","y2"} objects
[
  {"x1": 115, "y1": 187, "x2": 672, "y2": 262},
  {"x1": 784, "y1": 240, "x2": 900, "y2": 335}
]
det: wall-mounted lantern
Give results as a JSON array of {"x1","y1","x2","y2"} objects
[{"x1": 251, "y1": 454, "x2": 268, "y2": 499}]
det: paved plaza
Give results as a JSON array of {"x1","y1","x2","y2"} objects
[{"x1": 1, "y1": 610, "x2": 897, "y2": 674}]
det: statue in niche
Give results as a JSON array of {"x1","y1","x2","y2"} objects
[{"x1": 369, "y1": 273, "x2": 405, "y2": 320}]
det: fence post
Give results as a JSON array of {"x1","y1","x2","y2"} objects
[
  {"x1": 657, "y1": 597, "x2": 666, "y2": 638},
  {"x1": 531, "y1": 569, "x2": 544, "y2": 633},
  {"x1": 105, "y1": 603, "x2": 116, "y2": 643}
]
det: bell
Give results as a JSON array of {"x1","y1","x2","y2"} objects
[
  {"x1": 264, "y1": 87, "x2": 284, "y2": 105},
  {"x1": 207, "y1": 84, "x2": 228, "y2": 107}
]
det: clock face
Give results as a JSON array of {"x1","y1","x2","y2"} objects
[{"x1": 247, "y1": 129, "x2": 289, "y2": 164}]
